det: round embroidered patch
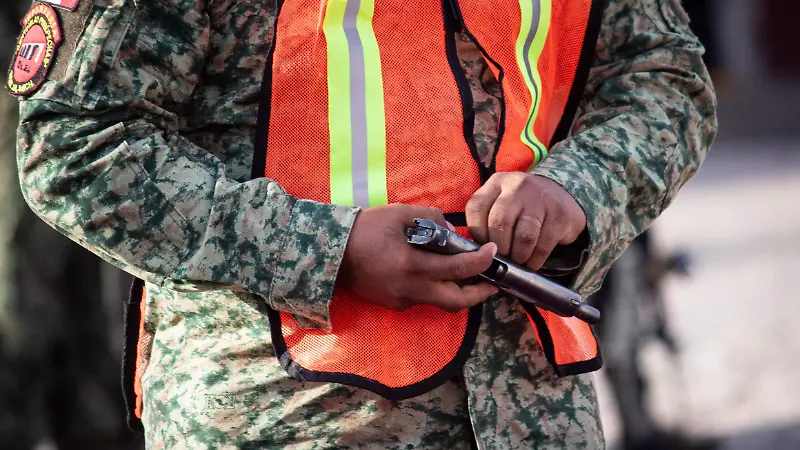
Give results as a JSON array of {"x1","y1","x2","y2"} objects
[{"x1": 7, "y1": 3, "x2": 63, "y2": 97}]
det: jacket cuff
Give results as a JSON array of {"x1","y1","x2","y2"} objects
[
  {"x1": 531, "y1": 156, "x2": 625, "y2": 297},
  {"x1": 267, "y1": 200, "x2": 359, "y2": 332}
]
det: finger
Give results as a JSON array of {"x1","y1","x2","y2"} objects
[
  {"x1": 446, "y1": 221, "x2": 456, "y2": 232},
  {"x1": 423, "y1": 281, "x2": 499, "y2": 312},
  {"x1": 415, "y1": 242, "x2": 497, "y2": 280},
  {"x1": 465, "y1": 183, "x2": 502, "y2": 244},
  {"x1": 510, "y1": 212, "x2": 544, "y2": 265},
  {"x1": 487, "y1": 192, "x2": 523, "y2": 257},
  {"x1": 526, "y1": 214, "x2": 563, "y2": 271}
]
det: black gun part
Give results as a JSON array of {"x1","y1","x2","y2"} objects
[{"x1": 405, "y1": 218, "x2": 600, "y2": 325}]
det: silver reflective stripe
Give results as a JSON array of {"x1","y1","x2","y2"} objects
[{"x1": 343, "y1": 0, "x2": 370, "y2": 208}]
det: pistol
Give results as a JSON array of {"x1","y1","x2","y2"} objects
[{"x1": 405, "y1": 218, "x2": 600, "y2": 325}]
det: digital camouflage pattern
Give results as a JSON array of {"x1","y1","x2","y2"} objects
[{"x1": 13, "y1": 0, "x2": 716, "y2": 448}]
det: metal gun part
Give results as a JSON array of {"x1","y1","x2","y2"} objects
[{"x1": 405, "y1": 218, "x2": 601, "y2": 325}]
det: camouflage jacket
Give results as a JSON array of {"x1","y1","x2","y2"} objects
[{"x1": 13, "y1": 0, "x2": 716, "y2": 447}]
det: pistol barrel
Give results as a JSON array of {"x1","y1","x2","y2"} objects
[{"x1": 406, "y1": 218, "x2": 600, "y2": 325}]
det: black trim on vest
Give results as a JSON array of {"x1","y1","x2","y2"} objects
[
  {"x1": 121, "y1": 277, "x2": 145, "y2": 434},
  {"x1": 251, "y1": 0, "x2": 286, "y2": 181},
  {"x1": 267, "y1": 305, "x2": 483, "y2": 400},
  {"x1": 447, "y1": 0, "x2": 505, "y2": 177},
  {"x1": 521, "y1": 301, "x2": 603, "y2": 377},
  {"x1": 443, "y1": 212, "x2": 467, "y2": 227},
  {"x1": 550, "y1": 0, "x2": 607, "y2": 145},
  {"x1": 443, "y1": 0, "x2": 491, "y2": 184}
]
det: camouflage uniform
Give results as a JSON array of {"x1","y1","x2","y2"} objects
[
  {"x1": 1, "y1": 3, "x2": 141, "y2": 448},
  {"x1": 13, "y1": 0, "x2": 717, "y2": 448}
]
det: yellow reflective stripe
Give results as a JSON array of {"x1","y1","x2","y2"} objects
[
  {"x1": 516, "y1": 0, "x2": 552, "y2": 163},
  {"x1": 324, "y1": 0, "x2": 354, "y2": 206},
  {"x1": 358, "y1": 0, "x2": 388, "y2": 207},
  {"x1": 323, "y1": 0, "x2": 387, "y2": 208}
]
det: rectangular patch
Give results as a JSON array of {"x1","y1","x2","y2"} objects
[{"x1": 39, "y1": 0, "x2": 80, "y2": 11}]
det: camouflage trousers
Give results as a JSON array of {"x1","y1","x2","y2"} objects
[{"x1": 140, "y1": 284, "x2": 605, "y2": 449}]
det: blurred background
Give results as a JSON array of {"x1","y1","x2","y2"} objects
[
  {"x1": 592, "y1": 1, "x2": 800, "y2": 449},
  {"x1": 0, "y1": 1, "x2": 798, "y2": 449}
]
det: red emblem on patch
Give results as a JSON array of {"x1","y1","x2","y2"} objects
[
  {"x1": 7, "y1": 3, "x2": 62, "y2": 97},
  {"x1": 39, "y1": 0, "x2": 80, "y2": 12}
]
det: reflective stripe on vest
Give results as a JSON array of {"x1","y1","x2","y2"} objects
[
  {"x1": 517, "y1": 0, "x2": 551, "y2": 162},
  {"x1": 325, "y1": 0, "x2": 388, "y2": 208},
  {"x1": 254, "y1": 0, "x2": 605, "y2": 399}
]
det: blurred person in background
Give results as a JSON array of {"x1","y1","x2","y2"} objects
[
  {"x1": 9, "y1": 0, "x2": 716, "y2": 448},
  {"x1": 590, "y1": 2, "x2": 724, "y2": 449},
  {"x1": 591, "y1": 232, "x2": 711, "y2": 450},
  {"x1": 0, "y1": 2, "x2": 141, "y2": 449}
]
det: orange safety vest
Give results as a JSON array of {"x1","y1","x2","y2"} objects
[
  {"x1": 249, "y1": 0, "x2": 605, "y2": 399},
  {"x1": 123, "y1": 1, "x2": 607, "y2": 429}
]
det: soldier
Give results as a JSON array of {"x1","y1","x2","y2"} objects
[{"x1": 11, "y1": 0, "x2": 716, "y2": 448}]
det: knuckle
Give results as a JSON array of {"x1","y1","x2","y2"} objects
[
  {"x1": 515, "y1": 228, "x2": 538, "y2": 246},
  {"x1": 519, "y1": 214, "x2": 544, "y2": 229},
  {"x1": 487, "y1": 211, "x2": 512, "y2": 231},
  {"x1": 465, "y1": 197, "x2": 489, "y2": 215},
  {"x1": 451, "y1": 258, "x2": 468, "y2": 279}
]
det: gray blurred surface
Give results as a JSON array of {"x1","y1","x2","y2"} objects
[{"x1": 597, "y1": 137, "x2": 800, "y2": 449}]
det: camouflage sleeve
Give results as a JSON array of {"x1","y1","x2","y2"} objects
[
  {"x1": 14, "y1": 0, "x2": 357, "y2": 329},
  {"x1": 532, "y1": 0, "x2": 718, "y2": 295}
]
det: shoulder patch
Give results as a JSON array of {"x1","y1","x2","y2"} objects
[
  {"x1": 39, "y1": 0, "x2": 81, "y2": 12},
  {"x1": 7, "y1": 3, "x2": 63, "y2": 97}
]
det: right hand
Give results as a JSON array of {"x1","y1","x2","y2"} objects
[{"x1": 337, "y1": 204, "x2": 499, "y2": 312}]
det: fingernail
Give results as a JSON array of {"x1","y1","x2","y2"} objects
[
  {"x1": 489, "y1": 242, "x2": 497, "y2": 258},
  {"x1": 446, "y1": 221, "x2": 456, "y2": 232}
]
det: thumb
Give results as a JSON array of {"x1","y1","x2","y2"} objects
[{"x1": 433, "y1": 242, "x2": 497, "y2": 281}]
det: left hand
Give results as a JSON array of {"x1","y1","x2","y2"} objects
[{"x1": 465, "y1": 172, "x2": 587, "y2": 270}]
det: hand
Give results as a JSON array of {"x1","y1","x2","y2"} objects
[
  {"x1": 465, "y1": 172, "x2": 586, "y2": 270},
  {"x1": 338, "y1": 204, "x2": 499, "y2": 312}
]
